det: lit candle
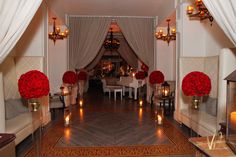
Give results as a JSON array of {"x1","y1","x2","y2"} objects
[
  {"x1": 157, "y1": 115, "x2": 162, "y2": 125},
  {"x1": 230, "y1": 112, "x2": 236, "y2": 129},
  {"x1": 139, "y1": 100, "x2": 143, "y2": 107},
  {"x1": 132, "y1": 73, "x2": 135, "y2": 77},
  {"x1": 65, "y1": 115, "x2": 70, "y2": 126},
  {"x1": 171, "y1": 28, "x2": 176, "y2": 35},
  {"x1": 195, "y1": 0, "x2": 202, "y2": 6},
  {"x1": 187, "y1": 5, "x2": 194, "y2": 14},
  {"x1": 158, "y1": 29, "x2": 163, "y2": 36},
  {"x1": 79, "y1": 99, "x2": 83, "y2": 107},
  {"x1": 164, "y1": 90, "x2": 168, "y2": 96}
]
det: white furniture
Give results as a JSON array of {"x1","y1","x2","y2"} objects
[
  {"x1": 114, "y1": 88, "x2": 123, "y2": 101},
  {"x1": 117, "y1": 76, "x2": 146, "y2": 100},
  {"x1": 101, "y1": 79, "x2": 111, "y2": 98}
]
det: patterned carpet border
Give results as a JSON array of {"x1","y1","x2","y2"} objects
[{"x1": 25, "y1": 118, "x2": 195, "y2": 157}]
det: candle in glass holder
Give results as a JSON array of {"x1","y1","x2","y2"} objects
[
  {"x1": 65, "y1": 115, "x2": 70, "y2": 126},
  {"x1": 157, "y1": 115, "x2": 162, "y2": 125},
  {"x1": 79, "y1": 99, "x2": 83, "y2": 107},
  {"x1": 139, "y1": 100, "x2": 143, "y2": 107},
  {"x1": 230, "y1": 112, "x2": 236, "y2": 129}
]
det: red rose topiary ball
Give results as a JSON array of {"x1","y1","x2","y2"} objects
[
  {"x1": 78, "y1": 71, "x2": 87, "y2": 80},
  {"x1": 135, "y1": 71, "x2": 146, "y2": 80},
  {"x1": 18, "y1": 70, "x2": 50, "y2": 99},
  {"x1": 62, "y1": 71, "x2": 78, "y2": 84},
  {"x1": 182, "y1": 71, "x2": 211, "y2": 97},
  {"x1": 149, "y1": 71, "x2": 164, "y2": 84}
]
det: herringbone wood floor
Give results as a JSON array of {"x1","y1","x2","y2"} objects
[{"x1": 22, "y1": 87, "x2": 195, "y2": 157}]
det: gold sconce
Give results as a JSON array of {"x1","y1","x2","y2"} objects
[
  {"x1": 155, "y1": 19, "x2": 176, "y2": 45},
  {"x1": 48, "y1": 17, "x2": 69, "y2": 44},
  {"x1": 186, "y1": 0, "x2": 214, "y2": 25}
]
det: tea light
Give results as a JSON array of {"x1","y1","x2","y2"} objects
[
  {"x1": 132, "y1": 73, "x2": 135, "y2": 77},
  {"x1": 79, "y1": 99, "x2": 83, "y2": 107},
  {"x1": 65, "y1": 115, "x2": 70, "y2": 126},
  {"x1": 139, "y1": 100, "x2": 143, "y2": 107},
  {"x1": 157, "y1": 115, "x2": 162, "y2": 125},
  {"x1": 230, "y1": 112, "x2": 236, "y2": 129}
]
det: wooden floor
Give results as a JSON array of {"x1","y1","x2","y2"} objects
[{"x1": 17, "y1": 86, "x2": 195, "y2": 157}]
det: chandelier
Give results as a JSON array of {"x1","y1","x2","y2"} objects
[
  {"x1": 48, "y1": 17, "x2": 69, "y2": 44},
  {"x1": 103, "y1": 28, "x2": 120, "y2": 51},
  {"x1": 155, "y1": 19, "x2": 176, "y2": 45},
  {"x1": 186, "y1": 0, "x2": 214, "y2": 25}
]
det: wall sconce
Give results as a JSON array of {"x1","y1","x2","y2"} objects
[
  {"x1": 48, "y1": 17, "x2": 69, "y2": 44},
  {"x1": 155, "y1": 19, "x2": 176, "y2": 45},
  {"x1": 161, "y1": 81, "x2": 170, "y2": 97},
  {"x1": 186, "y1": 0, "x2": 214, "y2": 25}
]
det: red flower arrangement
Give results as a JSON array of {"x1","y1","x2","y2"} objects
[
  {"x1": 141, "y1": 63, "x2": 149, "y2": 72},
  {"x1": 182, "y1": 71, "x2": 211, "y2": 97},
  {"x1": 18, "y1": 70, "x2": 50, "y2": 99},
  {"x1": 78, "y1": 71, "x2": 87, "y2": 80},
  {"x1": 62, "y1": 71, "x2": 78, "y2": 84},
  {"x1": 149, "y1": 71, "x2": 164, "y2": 84},
  {"x1": 135, "y1": 71, "x2": 146, "y2": 80}
]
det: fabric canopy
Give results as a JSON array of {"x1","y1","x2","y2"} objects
[
  {"x1": 203, "y1": 0, "x2": 236, "y2": 46},
  {"x1": 68, "y1": 16, "x2": 112, "y2": 70},
  {"x1": 116, "y1": 17, "x2": 154, "y2": 70},
  {"x1": 0, "y1": 0, "x2": 42, "y2": 64}
]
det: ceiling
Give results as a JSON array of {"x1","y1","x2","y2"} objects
[{"x1": 47, "y1": 0, "x2": 176, "y2": 26}]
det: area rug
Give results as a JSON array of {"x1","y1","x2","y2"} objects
[{"x1": 24, "y1": 119, "x2": 195, "y2": 157}]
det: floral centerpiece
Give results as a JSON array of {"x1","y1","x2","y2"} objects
[
  {"x1": 18, "y1": 70, "x2": 49, "y2": 111},
  {"x1": 182, "y1": 71, "x2": 211, "y2": 109},
  {"x1": 62, "y1": 71, "x2": 78, "y2": 105},
  {"x1": 78, "y1": 71, "x2": 87, "y2": 80},
  {"x1": 135, "y1": 71, "x2": 146, "y2": 80},
  {"x1": 62, "y1": 71, "x2": 78, "y2": 85},
  {"x1": 149, "y1": 70, "x2": 164, "y2": 85}
]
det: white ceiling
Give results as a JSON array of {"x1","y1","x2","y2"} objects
[{"x1": 47, "y1": 0, "x2": 176, "y2": 26}]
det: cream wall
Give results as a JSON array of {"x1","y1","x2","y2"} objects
[{"x1": 48, "y1": 25, "x2": 68, "y2": 94}]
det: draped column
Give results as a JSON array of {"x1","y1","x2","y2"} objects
[
  {"x1": 69, "y1": 17, "x2": 112, "y2": 69},
  {"x1": 203, "y1": 0, "x2": 236, "y2": 46},
  {"x1": 0, "y1": 0, "x2": 42, "y2": 64}
]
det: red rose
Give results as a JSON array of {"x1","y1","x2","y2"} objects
[
  {"x1": 135, "y1": 71, "x2": 146, "y2": 80},
  {"x1": 18, "y1": 70, "x2": 49, "y2": 99},
  {"x1": 141, "y1": 63, "x2": 149, "y2": 72},
  {"x1": 78, "y1": 71, "x2": 87, "y2": 80},
  {"x1": 62, "y1": 71, "x2": 78, "y2": 84},
  {"x1": 149, "y1": 71, "x2": 164, "y2": 84},
  {"x1": 182, "y1": 71, "x2": 211, "y2": 96}
]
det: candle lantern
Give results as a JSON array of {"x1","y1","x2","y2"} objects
[
  {"x1": 161, "y1": 81, "x2": 170, "y2": 97},
  {"x1": 225, "y1": 70, "x2": 236, "y2": 154}
]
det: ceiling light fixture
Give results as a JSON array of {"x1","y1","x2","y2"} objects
[
  {"x1": 48, "y1": 17, "x2": 69, "y2": 44},
  {"x1": 103, "y1": 28, "x2": 120, "y2": 51},
  {"x1": 186, "y1": 0, "x2": 214, "y2": 25},
  {"x1": 155, "y1": 19, "x2": 176, "y2": 45}
]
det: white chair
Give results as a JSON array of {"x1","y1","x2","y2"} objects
[
  {"x1": 101, "y1": 79, "x2": 111, "y2": 98},
  {"x1": 114, "y1": 88, "x2": 123, "y2": 101}
]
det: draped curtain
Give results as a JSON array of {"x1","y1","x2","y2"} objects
[
  {"x1": 85, "y1": 47, "x2": 105, "y2": 70},
  {"x1": 117, "y1": 38, "x2": 138, "y2": 68},
  {"x1": 203, "y1": 0, "x2": 236, "y2": 46},
  {"x1": 69, "y1": 17, "x2": 112, "y2": 69},
  {"x1": 116, "y1": 17, "x2": 154, "y2": 70},
  {"x1": 0, "y1": 0, "x2": 42, "y2": 64}
]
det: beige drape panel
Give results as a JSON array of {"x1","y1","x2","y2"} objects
[
  {"x1": 85, "y1": 47, "x2": 105, "y2": 70},
  {"x1": 116, "y1": 17, "x2": 154, "y2": 70},
  {"x1": 0, "y1": 0, "x2": 42, "y2": 64},
  {"x1": 117, "y1": 38, "x2": 138, "y2": 68},
  {"x1": 203, "y1": 0, "x2": 236, "y2": 46},
  {"x1": 69, "y1": 17, "x2": 112, "y2": 69}
]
